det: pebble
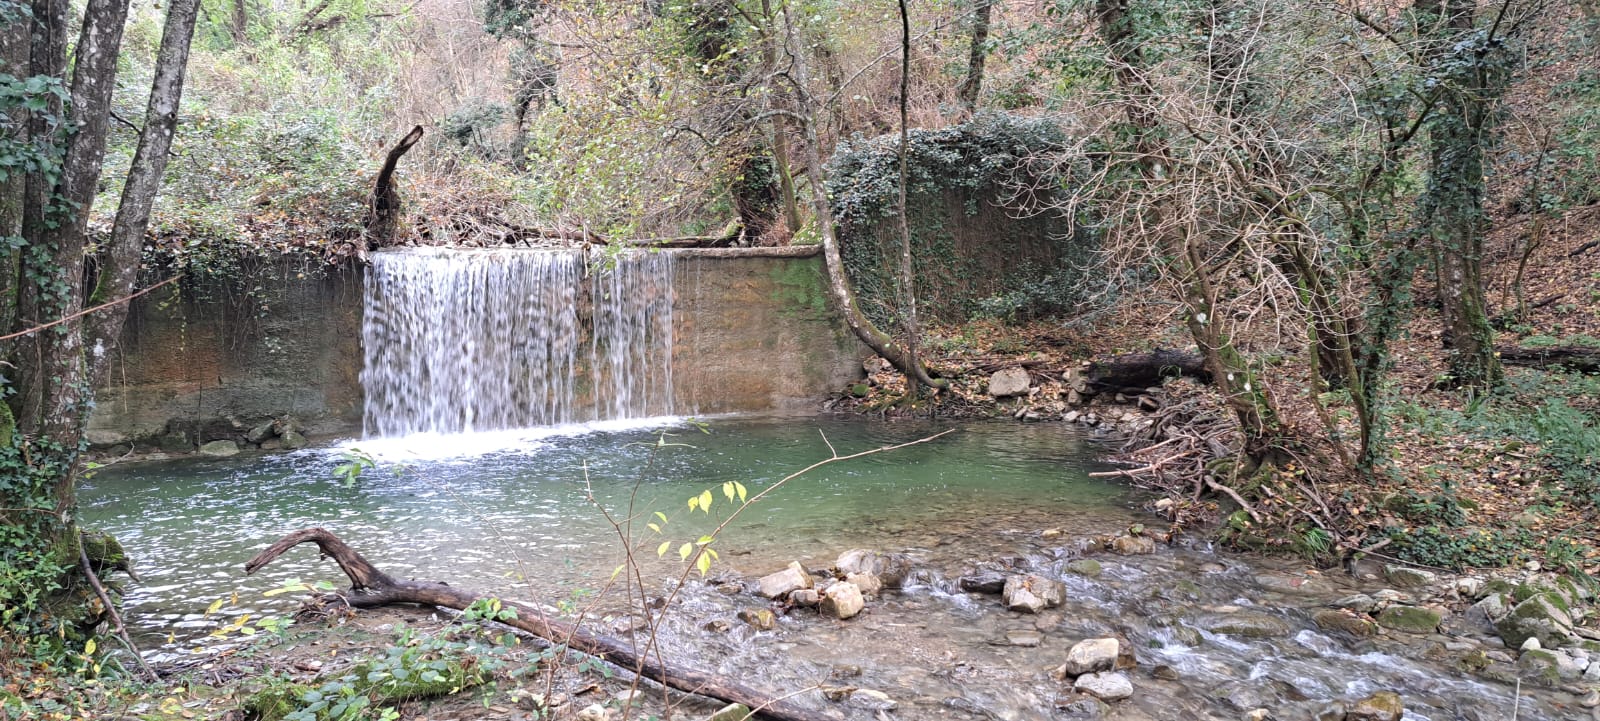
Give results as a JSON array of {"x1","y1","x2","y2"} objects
[{"x1": 1582, "y1": 690, "x2": 1600, "y2": 708}]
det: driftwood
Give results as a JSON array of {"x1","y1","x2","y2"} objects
[
  {"x1": 245, "y1": 528, "x2": 841, "y2": 721},
  {"x1": 1074, "y1": 350, "x2": 1211, "y2": 395},
  {"x1": 1498, "y1": 345, "x2": 1600, "y2": 373},
  {"x1": 364, "y1": 126, "x2": 424, "y2": 248}
]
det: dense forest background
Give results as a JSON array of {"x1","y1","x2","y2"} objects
[{"x1": 6, "y1": 0, "x2": 1600, "y2": 710}]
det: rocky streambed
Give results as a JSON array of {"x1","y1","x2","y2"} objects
[{"x1": 616, "y1": 529, "x2": 1597, "y2": 721}]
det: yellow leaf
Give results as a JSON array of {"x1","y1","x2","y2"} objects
[
  {"x1": 735, "y1": 482, "x2": 747, "y2": 503},
  {"x1": 722, "y1": 482, "x2": 734, "y2": 501},
  {"x1": 678, "y1": 542, "x2": 692, "y2": 561},
  {"x1": 688, "y1": 496, "x2": 699, "y2": 512},
  {"x1": 205, "y1": 598, "x2": 224, "y2": 616},
  {"x1": 611, "y1": 564, "x2": 625, "y2": 580},
  {"x1": 697, "y1": 535, "x2": 714, "y2": 545},
  {"x1": 657, "y1": 541, "x2": 670, "y2": 557},
  {"x1": 696, "y1": 552, "x2": 711, "y2": 576},
  {"x1": 647, "y1": 523, "x2": 661, "y2": 533},
  {"x1": 698, "y1": 489, "x2": 713, "y2": 513},
  {"x1": 84, "y1": 639, "x2": 96, "y2": 656},
  {"x1": 654, "y1": 511, "x2": 668, "y2": 524}
]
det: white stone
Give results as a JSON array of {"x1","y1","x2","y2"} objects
[
  {"x1": 1061, "y1": 638, "x2": 1121, "y2": 677},
  {"x1": 756, "y1": 561, "x2": 813, "y2": 599},
  {"x1": 821, "y1": 581, "x2": 865, "y2": 619},
  {"x1": 847, "y1": 689, "x2": 897, "y2": 711},
  {"x1": 1073, "y1": 671, "x2": 1134, "y2": 701},
  {"x1": 1522, "y1": 637, "x2": 1542, "y2": 652},
  {"x1": 988, "y1": 368, "x2": 1032, "y2": 398}
]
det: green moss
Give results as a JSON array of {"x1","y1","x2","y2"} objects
[
  {"x1": 243, "y1": 680, "x2": 307, "y2": 721},
  {"x1": 0, "y1": 401, "x2": 13, "y2": 448},
  {"x1": 1374, "y1": 605, "x2": 1442, "y2": 634},
  {"x1": 768, "y1": 259, "x2": 829, "y2": 321}
]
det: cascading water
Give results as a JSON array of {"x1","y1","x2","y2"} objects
[{"x1": 360, "y1": 247, "x2": 674, "y2": 437}]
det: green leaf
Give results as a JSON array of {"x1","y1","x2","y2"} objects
[
  {"x1": 697, "y1": 535, "x2": 714, "y2": 545},
  {"x1": 696, "y1": 552, "x2": 711, "y2": 576}
]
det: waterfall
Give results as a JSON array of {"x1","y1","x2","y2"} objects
[{"x1": 361, "y1": 247, "x2": 674, "y2": 437}]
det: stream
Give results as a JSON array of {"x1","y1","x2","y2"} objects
[{"x1": 79, "y1": 417, "x2": 1569, "y2": 720}]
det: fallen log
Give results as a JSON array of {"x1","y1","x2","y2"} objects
[
  {"x1": 1498, "y1": 345, "x2": 1600, "y2": 373},
  {"x1": 1074, "y1": 350, "x2": 1211, "y2": 395},
  {"x1": 245, "y1": 528, "x2": 840, "y2": 721}
]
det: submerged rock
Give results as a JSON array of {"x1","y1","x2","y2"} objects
[
  {"x1": 1003, "y1": 574, "x2": 1065, "y2": 614},
  {"x1": 1312, "y1": 609, "x2": 1377, "y2": 638},
  {"x1": 1200, "y1": 612, "x2": 1290, "y2": 639},
  {"x1": 1343, "y1": 691, "x2": 1403, "y2": 721},
  {"x1": 1054, "y1": 696, "x2": 1111, "y2": 719},
  {"x1": 1374, "y1": 605, "x2": 1443, "y2": 634},
  {"x1": 1072, "y1": 672, "x2": 1133, "y2": 702},
  {"x1": 821, "y1": 581, "x2": 864, "y2": 619},
  {"x1": 757, "y1": 562, "x2": 813, "y2": 599},
  {"x1": 1066, "y1": 559, "x2": 1103, "y2": 577},
  {"x1": 1005, "y1": 629, "x2": 1043, "y2": 647},
  {"x1": 737, "y1": 608, "x2": 776, "y2": 631},
  {"x1": 847, "y1": 689, "x2": 897, "y2": 711},
  {"x1": 1060, "y1": 638, "x2": 1120, "y2": 677},
  {"x1": 845, "y1": 571, "x2": 883, "y2": 597}
]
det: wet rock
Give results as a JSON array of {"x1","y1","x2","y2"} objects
[
  {"x1": 1517, "y1": 648, "x2": 1585, "y2": 685},
  {"x1": 757, "y1": 562, "x2": 813, "y2": 599},
  {"x1": 1061, "y1": 638, "x2": 1121, "y2": 677},
  {"x1": 1110, "y1": 535, "x2": 1156, "y2": 555},
  {"x1": 1334, "y1": 594, "x2": 1378, "y2": 615},
  {"x1": 988, "y1": 368, "x2": 1032, "y2": 398},
  {"x1": 1055, "y1": 696, "x2": 1111, "y2": 718},
  {"x1": 703, "y1": 619, "x2": 732, "y2": 633},
  {"x1": 1496, "y1": 593, "x2": 1577, "y2": 649},
  {"x1": 280, "y1": 429, "x2": 309, "y2": 450},
  {"x1": 1581, "y1": 690, "x2": 1600, "y2": 708},
  {"x1": 1042, "y1": 528, "x2": 1064, "y2": 540},
  {"x1": 1254, "y1": 573, "x2": 1332, "y2": 595},
  {"x1": 1072, "y1": 672, "x2": 1133, "y2": 702},
  {"x1": 199, "y1": 440, "x2": 240, "y2": 457},
  {"x1": 1004, "y1": 574, "x2": 1065, "y2": 614},
  {"x1": 1066, "y1": 559, "x2": 1103, "y2": 577},
  {"x1": 1150, "y1": 665, "x2": 1180, "y2": 680},
  {"x1": 844, "y1": 571, "x2": 882, "y2": 597},
  {"x1": 576, "y1": 704, "x2": 608, "y2": 721},
  {"x1": 1343, "y1": 691, "x2": 1402, "y2": 721},
  {"x1": 705, "y1": 703, "x2": 752, "y2": 721},
  {"x1": 1198, "y1": 562, "x2": 1227, "y2": 574},
  {"x1": 1383, "y1": 565, "x2": 1438, "y2": 590},
  {"x1": 835, "y1": 549, "x2": 913, "y2": 587},
  {"x1": 1313, "y1": 609, "x2": 1378, "y2": 638},
  {"x1": 245, "y1": 421, "x2": 277, "y2": 444},
  {"x1": 737, "y1": 608, "x2": 776, "y2": 631},
  {"x1": 789, "y1": 589, "x2": 820, "y2": 606},
  {"x1": 1005, "y1": 629, "x2": 1043, "y2": 647},
  {"x1": 1201, "y1": 612, "x2": 1291, "y2": 639},
  {"x1": 1374, "y1": 605, "x2": 1442, "y2": 634},
  {"x1": 847, "y1": 689, "x2": 897, "y2": 711},
  {"x1": 820, "y1": 581, "x2": 864, "y2": 620},
  {"x1": 959, "y1": 571, "x2": 1008, "y2": 594},
  {"x1": 1214, "y1": 682, "x2": 1274, "y2": 712},
  {"x1": 1244, "y1": 710, "x2": 1272, "y2": 721}
]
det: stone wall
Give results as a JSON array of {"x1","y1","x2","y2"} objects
[
  {"x1": 670, "y1": 246, "x2": 865, "y2": 415},
  {"x1": 88, "y1": 248, "x2": 864, "y2": 448}
]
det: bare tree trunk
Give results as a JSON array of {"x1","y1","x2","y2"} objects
[
  {"x1": 364, "y1": 126, "x2": 424, "y2": 249},
  {"x1": 87, "y1": 0, "x2": 201, "y2": 385},
  {"x1": 956, "y1": 0, "x2": 994, "y2": 117},
  {"x1": 894, "y1": 0, "x2": 930, "y2": 393},
  {"x1": 779, "y1": 2, "x2": 946, "y2": 391},
  {"x1": 759, "y1": 0, "x2": 802, "y2": 234}
]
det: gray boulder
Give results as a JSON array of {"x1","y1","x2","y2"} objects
[
  {"x1": 757, "y1": 561, "x2": 813, "y2": 599},
  {"x1": 1060, "y1": 638, "x2": 1120, "y2": 677},
  {"x1": 1004, "y1": 574, "x2": 1065, "y2": 614},
  {"x1": 835, "y1": 549, "x2": 913, "y2": 587},
  {"x1": 1072, "y1": 672, "x2": 1133, "y2": 702},
  {"x1": 988, "y1": 368, "x2": 1031, "y2": 398},
  {"x1": 1496, "y1": 594, "x2": 1577, "y2": 649},
  {"x1": 199, "y1": 440, "x2": 239, "y2": 457}
]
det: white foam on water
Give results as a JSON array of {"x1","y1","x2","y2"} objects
[{"x1": 333, "y1": 416, "x2": 688, "y2": 462}]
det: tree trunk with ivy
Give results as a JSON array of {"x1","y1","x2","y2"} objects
[
  {"x1": 1417, "y1": 0, "x2": 1508, "y2": 389},
  {"x1": 1, "y1": 0, "x2": 200, "y2": 648}
]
